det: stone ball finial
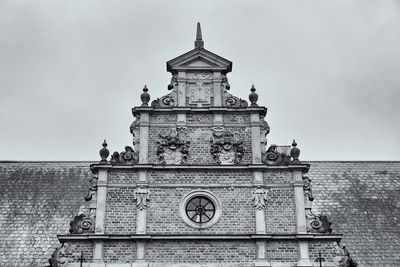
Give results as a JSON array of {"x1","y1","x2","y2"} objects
[
  {"x1": 140, "y1": 85, "x2": 150, "y2": 106},
  {"x1": 290, "y1": 139, "x2": 300, "y2": 162},
  {"x1": 99, "y1": 139, "x2": 109, "y2": 163},
  {"x1": 249, "y1": 84, "x2": 258, "y2": 107}
]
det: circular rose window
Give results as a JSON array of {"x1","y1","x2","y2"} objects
[
  {"x1": 186, "y1": 196, "x2": 215, "y2": 223},
  {"x1": 180, "y1": 190, "x2": 221, "y2": 229}
]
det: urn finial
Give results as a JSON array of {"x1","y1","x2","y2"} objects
[
  {"x1": 99, "y1": 139, "x2": 109, "y2": 163},
  {"x1": 249, "y1": 84, "x2": 258, "y2": 107},
  {"x1": 290, "y1": 139, "x2": 300, "y2": 162},
  {"x1": 140, "y1": 85, "x2": 150, "y2": 106}
]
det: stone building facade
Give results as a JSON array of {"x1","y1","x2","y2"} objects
[
  {"x1": 1, "y1": 24, "x2": 399, "y2": 267},
  {"x1": 52, "y1": 24, "x2": 353, "y2": 266}
]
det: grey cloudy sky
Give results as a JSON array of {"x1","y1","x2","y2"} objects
[{"x1": 0, "y1": 0, "x2": 399, "y2": 161}]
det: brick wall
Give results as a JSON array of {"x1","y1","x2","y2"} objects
[
  {"x1": 105, "y1": 187, "x2": 137, "y2": 234},
  {"x1": 145, "y1": 240, "x2": 256, "y2": 265}
]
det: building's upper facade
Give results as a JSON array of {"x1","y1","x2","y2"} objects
[{"x1": 1, "y1": 24, "x2": 399, "y2": 267}]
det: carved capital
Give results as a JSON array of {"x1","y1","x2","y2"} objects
[
  {"x1": 253, "y1": 188, "x2": 268, "y2": 210},
  {"x1": 134, "y1": 188, "x2": 150, "y2": 210}
]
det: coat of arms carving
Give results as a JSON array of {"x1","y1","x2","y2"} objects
[
  {"x1": 156, "y1": 127, "x2": 190, "y2": 164},
  {"x1": 210, "y1": 127, "x2": 245, "y2": 165}
]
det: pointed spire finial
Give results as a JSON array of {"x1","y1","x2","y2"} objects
[{"x1": 194, "y1": 22, "x2": 204, "y2": 48}]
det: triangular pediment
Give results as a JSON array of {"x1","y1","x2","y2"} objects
[{"x1": 167, "y1": 48, "x2": 232, "y2": 73}]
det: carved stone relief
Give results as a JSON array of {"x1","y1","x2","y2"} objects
[
  {"x1": 134, "y1": 188, "x2": 149, "y2": 210},
  {"x1": 47, "y1": 243, "x2": 68, "y2": 267},
  {"x1": 222, "y1": 89, "x2": 248, "y2": 107},
  {"x1": 157, "y1": 127, "x2": 190, "y2": 164},
  {"x1": 332, "y1": 242, "x2": 358, "y2": 267},
  {"x1": 252, "y1": 188, "x2": 268, "y2": 210},
  {"x1": 305, "y1": 209, "x2": 332, "y2": 233},
  {"x1": 261, "y1": 145, "x2": 291, "y2": 165},
  {"x1": 84, "y1": 175, "x2": 98, "y2": 201},
  {"x1": 303, "y1": 176, "x2": 314, "y2": 202},
  {"x1": 260, "y1": 112, "x2": 270, "y2": 150},
  {"x1": 151, "y1": 88, "x2": 178, "y2": 108},
  {"x1": 188, "y1": 82, "x2": 211, "y2": 106},
  {"x1": 130, "y1": 112, "x2": 140, "y2": 149},
  {"x1": 110, "y1": 146, "x2": 139, "y2": 165},
  {"x1": 210, "y1": 127, "x2": 245, "y2": 165},
  {"x1": 69, "y1": 214, "x2": 94, "y2": 234}
]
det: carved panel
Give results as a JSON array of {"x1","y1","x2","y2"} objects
[
  {"x1": 210, "y1": 127, "x2": 245, "y2": 165},
  {"x1": 157, "y1": 127, "x2": 190, "y2": 164},
  {"x1": 252, "y1": 188, "x2": 268, "y2": 210},
  {"x1": 134, "y1": 188, "x2": 149, "y2": 210},
  {"x1": 187, "y1": 71, "x2": 213, "y2": 80},
  {"x1": 188, "y1": 82, "x2": 212, "y2": 106}
]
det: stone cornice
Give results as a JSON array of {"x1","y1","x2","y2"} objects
[
  {"x1": 90, "y1": 163, "x2": 310, "y2": 173},
  {"x1": 58, "y1": 233, "x2": 342, "y2": 242},
  {"x1": 132, "y1": 106, "x2": 268, "y2": 114}
]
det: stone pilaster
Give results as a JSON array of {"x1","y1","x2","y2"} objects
[
  {"x1": 253, "y1": 187, "x2": 270, "y2": 267},
  {"x1": 177, "y1": 71, "x2": 186, "y2": 107},
  {"x1": 139, "y1": 112, "x2": 149, "y2": 164},
  {"x1": 293, "y1": 170, "x2": 313, "y2": 267},
  {"x1": 93, "y1": 169, "x2": 108, "y2": 263},
  {"x1": 213, "y1": 71, "x2": 222, "y2": 106},
  {"x1": 250, "y1": 112, "x2": 262, "y2": 164}
]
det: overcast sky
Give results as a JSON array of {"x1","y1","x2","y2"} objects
[{"x1": 0, "y1": 0, "x2": 399, "y2": 161}]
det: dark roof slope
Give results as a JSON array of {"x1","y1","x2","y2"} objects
[{"x1": 0, "y1": 161, "x2": 399, "y2": 266}]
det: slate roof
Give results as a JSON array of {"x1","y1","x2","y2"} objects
[{"x1": 0, "y1": 161, "x2": 399, "y2": 266}]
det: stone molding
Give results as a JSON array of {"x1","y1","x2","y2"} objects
[{"x1": 58, "y1": 233, "x2": 343, "y2": 242}]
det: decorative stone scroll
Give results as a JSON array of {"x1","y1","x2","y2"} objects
[
  {"x1": 261, "y1": 145, "x2": 291, "y2": 165},
  {"x1": 222, "y1": 89, "x2": 248, "y2": 107},
  {"x1": 305, "y1": 209, "x2": 332, "y2": 233},
  {"x1": 156, "y1": 127, "x2": 190, "y2": 164},
  {"x1": 210, "y1": 127, "x2": 245, "y2": 165},
  {"x1": 134, "y1": 188, "x2": 149, "y2": 210},
  {"x1": 110, "y1": 146, "x2": 139, "y2": 165},
  {"x1": 252, "y1": 188, "x2": 268, "y2": 210},
  {"x1": 130, "y1": 112, "x2": 140, "y2": 149},
  {"x1": 47, "y1": 243, "x2": 67, "y2": 267},
  {"x1": 69, "y1": 214, "x2": 94, "y2": 234},
  {"x1": 303, "y1": 176, "x2": 314, "y2": 202},
  {"x1": 151, "y1": 88, "x2": 178, "y2": 108},
  {"x1": 332, "y1": 242, "x2": 358, "y2": 267},
  {"x1": 84, "y1": 175, "x2": 98, "y2": 201}
]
